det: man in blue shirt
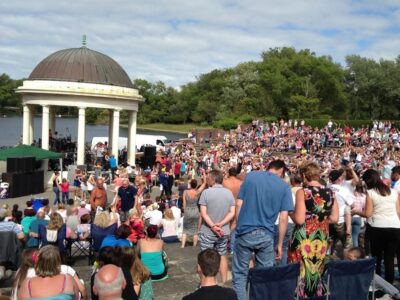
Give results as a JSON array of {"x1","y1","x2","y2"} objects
[
  {"x1": 109, "y1": 155, "x2": 118, "y2": 180},
  {"x1": 117, "y1": 178, "x2": 138, "y2": 219},
  {"x1": 159, "y1": 169, "x2": 170, "y2": 197},
  {"x1": 232, "y1": 160, "x2": 293, "y2": 300}
]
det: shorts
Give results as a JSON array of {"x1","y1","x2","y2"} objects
[{"x1": 199, "y1": 233, "x2": 229, "y2": 256}]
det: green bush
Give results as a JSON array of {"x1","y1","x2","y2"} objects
[
  {"x1": 213, "y1": 118, "x2": 238, "y2": 130},
  {"x1": 303, "y1": 119, "x2": 374, "y2": 128},
  {"x1": 264, "y1": 116, "x2": 278, "y2": 123},
  {"x1": 237, "y1": 114, "x2": 254, "y2": 124}
]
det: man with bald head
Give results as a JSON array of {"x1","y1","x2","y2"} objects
[
  {"x1": 93, "y1": 264, "x2": 126, "y2": 300},
  {"x1": 117, "y1": 177, "x2": 138, "y2": 219},
  {"x1": 90, "y1": 178, "x2": 108, "y2": 211}
]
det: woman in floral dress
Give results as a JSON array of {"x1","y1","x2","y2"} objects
[{"x1": 289, "y1": 162, "x2": 338, "y2": 298}]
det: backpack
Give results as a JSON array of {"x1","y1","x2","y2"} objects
[{"x1": 46, "y1": 228, "x2": 58, "y2": 243}]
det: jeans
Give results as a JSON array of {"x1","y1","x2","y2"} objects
[
  {"x1": 62, "y1": 192, "x2": 69, "y2": 204},
  {"x1": 352, "y1": 217, "x2": 362, "y2": 247},
  {"x1": 273, "y1": 223, "x2": 293, "y2": 265},
  {"x1": 232, "y1": 228, "x2": 274, "y2": 300},
  {"x1": 53, "y1": 187, "x2": 60, "y2": 205}
]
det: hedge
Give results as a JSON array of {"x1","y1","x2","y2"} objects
[{"x1": 213, "y1": 118, "x2": 238, "y2": 130}]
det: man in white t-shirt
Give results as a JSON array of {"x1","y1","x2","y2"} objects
[
  {"x1": 145, "y1": 203, "x2": 163, "y2": 226},
  {"x1": 170, "y1": 200, "x2": 182, "y2": 221},
  {"x1": 329, "y1": 169, "x2": 354, "y2": 258},
  {"x1": 328, "y1": 120, "x2": 333, "y2": 132}
]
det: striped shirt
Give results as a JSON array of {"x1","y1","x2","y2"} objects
[{"x1": 0, "y1": 221, "x2": 22, "y2": 235}]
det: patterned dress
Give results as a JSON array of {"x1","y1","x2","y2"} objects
[{"x1": 289, "y1": 185, "x2": 334, "y2": 298}]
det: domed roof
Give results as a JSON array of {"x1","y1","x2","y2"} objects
[{"x1": 29, "y1": 47, "x2": 133, "y2": 88}]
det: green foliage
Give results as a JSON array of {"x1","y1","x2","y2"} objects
[
  {"x1": 213, "y1": 118, "x2": 238, "y2": 130},
  {"x1": 86, "y1": 108, "x2": 102, "y2": 124},
  {"x1": 303, "y1": 119, "x2": 373, "y2": 128},
  {"x1": 237, "y1": 114, "x2": 254, "y2": 124},
  {"x1": 3, "y1": 46, "x2": 400, "y2": 125},
  {"x1": 0, "y1": 74, "x2": 23, "y2": 113},
  {"x1": 264, "y1": 116, "x2": 278, "y2": 123}
]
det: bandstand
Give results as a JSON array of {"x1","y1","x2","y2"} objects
[{"x1": 16, "y1": 45, "x2": 144, "y2": 166}]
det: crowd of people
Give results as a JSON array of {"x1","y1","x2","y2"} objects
[{"x1": 2, "y1": 119, "x2": 400, "y2": 299}]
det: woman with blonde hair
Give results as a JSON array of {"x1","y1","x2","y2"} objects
[
  {"x1": 93, "y1": 211, "x2": 115, "y2": 229},
  {"x1": 38, "y1": 212, "x2": 68, "y2": 261},
  {"x1": 128, "y1": 208, "x2": 145, "y2": 244},
  {"x1": 289, "y1": 161, "x2": 338, "y2": 298},
  {"x1": 160, "y1": 208, "x2": 179, "y2": 243},
  {"x1": 17, "y1": 245, "x2": 79, "y2": 300}
]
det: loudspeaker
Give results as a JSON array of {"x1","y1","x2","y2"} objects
[
  {"x1": 141, "y1": 146, "x2": 156, "y2": 169},
  {"x1": 23, "y1": 157, "x2": 36, "y2": 172},
  {"x1": 144, "y1": 146, "x2": 156, "y2": 158},
  {"x1": 6, "y1": 158, "x2": 19, "y2": 173},
  {"x1": 6, "y1": 157, "x2": 36, "y2": 173},
  {"x1": 1, "y1": 170, "x2": 44, "y2": 197}
]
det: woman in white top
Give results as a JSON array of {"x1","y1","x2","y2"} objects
[
  {"x1": 159, "y1": 208, "x2": 179, "y2": 243},
  {"x1": 353, "y1": 169, "x2": 400, "y2": 283}
]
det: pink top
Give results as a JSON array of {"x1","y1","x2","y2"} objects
[{"x1": 60, "y1": 182, "x2": 69, "y2": 193}]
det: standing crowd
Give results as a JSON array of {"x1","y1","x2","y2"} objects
[{"x1": 1, "y1": 119, "x2": 400, "y2": 299}]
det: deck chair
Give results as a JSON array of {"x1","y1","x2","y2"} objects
[
  {"x1": 66, "y1": 238, "x2": 93, "y2": 265},
  {"x1": 326, "y1": 258, "x2": 376, "y2": 300},
  {"x1": 247, "y1": 263, "x2": 300, "y2": 300}
]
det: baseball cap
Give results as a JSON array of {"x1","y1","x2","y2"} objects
[{"x1": 329, "y1": 169, "x2": 344, "y2": 182}]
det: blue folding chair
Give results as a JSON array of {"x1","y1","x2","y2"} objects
[
  {"x1": 247, "y1": 263, "x2": 300, "y2": 300},
  {"x1": 326, "y1": 258, "x2": 376, "y2": 300}
]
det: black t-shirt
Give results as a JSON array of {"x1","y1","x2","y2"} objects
[
  {"x1": 182, "y1": 285, "x2": 237, "y2": 300},
  {"x1": 118, "y1": 185, "x2": 138, "y2": 212}
]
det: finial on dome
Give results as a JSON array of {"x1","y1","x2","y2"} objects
[{"x1": 82, "y1": 34, "x2": 87, "y2": 47}]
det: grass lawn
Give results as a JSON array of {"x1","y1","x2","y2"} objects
[{"x1": 137, "y1": 123, "x2": 212, "y2": 133}]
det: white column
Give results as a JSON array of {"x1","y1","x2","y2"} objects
[
  {"x1": 111, "y1": 109, "x2": 120, "y2": 164},
  {"x1": 108, "y1": 109, "x2": 113, "y2": 151},
  {"x1": 128, "y1": 110, "x2": 137, "y2": 166},
  {"x1": 22, "y1": 105, "x2": 30, "y2": 145},
  {"x1": 77, "y1": 107, "x2": 86, "y2": 165},
  {"x1": 41, "y1": 105, "x2": 50, "y2": 150},
  {"x1": 28, "y1": 106, "x2": 34, "y2": 144}
]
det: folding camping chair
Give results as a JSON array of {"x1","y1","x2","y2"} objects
[
  {"x1": 66, "y1": 237, "x2": 93, "y2": 266},
  {"x1": 326, "y1": 258, "x2": 376, "y2": 300},
  {"x1": 247, "y1": 263, "x2": 300, "y2": 300}
]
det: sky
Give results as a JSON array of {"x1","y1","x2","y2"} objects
[{"x1": 1, "y1": 0, "x2": 400, "y2": 87}]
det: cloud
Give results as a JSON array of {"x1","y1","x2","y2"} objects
[{"x1": 1, "y1": 0, "x2": 400, "y2": 87}]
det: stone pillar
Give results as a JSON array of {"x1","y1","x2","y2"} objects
[
  {"x1": 108, "y1": 109, "x2": 113, "y2": 151},
  {"x1": 128, "y1": 110, "x2": 137, "y2": 166},
  {"x1": 111, "y1": 109, "x2": 120, "y2": 164},
  {"x1": 22, "y1": 105, "x2": 30, "y2": 145},
  {"x1": 41, "y1": 105, "x2": 50, "y2": 150},
  {"x1": 28, "y1": 106, "x2": 34, "y2": 144},
  {"x1": 77, "y1": 107, "x2": 86, "y2": 165}
]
